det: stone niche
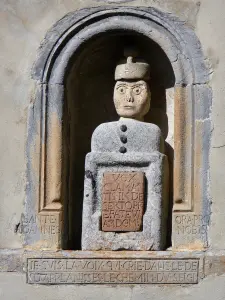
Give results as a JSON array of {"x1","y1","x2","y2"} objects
[{"x1": 26, "y1": 7, "x2": 211, "y2": 251}]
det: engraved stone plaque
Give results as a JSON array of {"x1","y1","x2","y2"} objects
[
  {"x1": 102, "y1": 172, "x2": 145, "y2": 232},
  {"x1": 27, "y1": 258, "x2": 199, "y2": 284}
]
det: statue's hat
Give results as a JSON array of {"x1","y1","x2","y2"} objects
[{"x1": 115, "y1": 48, "x2": 150, "y2": 81}]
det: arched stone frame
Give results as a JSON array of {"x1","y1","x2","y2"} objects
[{"x1": 26, "y1": 6, "x2": 211, "y2": 250}]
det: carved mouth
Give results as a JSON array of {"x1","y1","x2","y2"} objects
[{"x1": 123, "y1": 106, "x2": 134, "y2": 109}]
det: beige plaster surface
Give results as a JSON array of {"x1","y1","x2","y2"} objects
[
  {"x1": 195, "y1": 0, "x2": 225, "y2": 250},
  {"x1": 0, "y1": 0, "x2": 224, "y2": 298},
  {"x1": 0, "y1": 0, "x2": 223, "y2": 252},
  {"x1": 1, "y1": 272, "x2": 225, "y2": 300}
]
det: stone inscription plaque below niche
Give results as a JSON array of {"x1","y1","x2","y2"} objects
[
  {"x1": 27, "y1": 258, "x2": 199, "y2": 284},
  {"x1": 102, "y1": 172, "x2": 145, "y2": 231}
]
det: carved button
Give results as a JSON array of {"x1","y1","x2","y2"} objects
[
  {"x1": 120, "y1": 124, "x2": 127, "y2": 132},
  {"x1": 120, "y1": 135, "x2": 127, "y2": 143},
  {"x1": 119, "y1": 146, "x2": 127, "y2": 153}
]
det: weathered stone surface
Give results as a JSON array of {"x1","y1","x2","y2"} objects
[
  {"x1": 3, "y1": 1, "x2": 225, "y2": 299},
  {"x1": 92, "y1": 119, "x2": 163, "y2": 154},
  {"x1": 6, "y1": 248, "x2": 225, "y2": 286},
  {"x1": 172, "y1": 213, "x2": 209, "y2": 249},
  {"x1": 115, "y1": 54, "x2": 150, "y2": 81},
  {"x1": 32, "y1": 7, "x2": 209, "y2": 85},
  {"x1": 27, "y1": 258, "x2": 199, "y2": 284},
  {"x1": 3, "y1": 271, "x2": 225, "y2": 300},
  {"x1": 102, "y1": 172, "x2": 145, "y2": 232},
  {"x1": 82, "y1": 152, "x2": 168, "y2": 250},
  {"x1": 23, "y1": 5, "x2": 211, "y2": 252},
  {"x1": 82, "y1": 47, "x2": 169, "y2": 250},
  {"x1": 114, "y1": 80, "x2": 150, "y2": 120}
]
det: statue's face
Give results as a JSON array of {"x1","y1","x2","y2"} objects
[{"x1": 113, "y1": 80, "x2": 150, "y2": 120}]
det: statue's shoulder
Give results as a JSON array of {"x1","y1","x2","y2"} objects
[
  {"x1": 136, "y1": 121, "x2": 164, "y2": 153},
  {"x1": 145, "y1": 122, "x2": 162, "y2": 136},
  {"x1": 92, "y1": 121, "x2": 118, "y2": 136},
  {"x1": 91, "y1": 121, "x2": 118, "y2": 152},
  {"x1": 133, "y1": 120, "x2": 162, "y2": 137}
]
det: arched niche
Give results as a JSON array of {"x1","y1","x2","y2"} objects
[{"x1": 26, "y1": 7, "x2": 211, "y2": 250}]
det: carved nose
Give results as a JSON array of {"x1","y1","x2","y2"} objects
[{"x1": 126, "y1": 91, "x2": 134, "y2": 102}]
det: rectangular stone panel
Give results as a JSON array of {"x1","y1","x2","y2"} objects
[
  {"x1": 27, "y1": 258, "x2": 199, "y2": 284},
  {"x1": 101, "y1": 172, "x2": 145, "y2": 232},
  {"x1": 173, "y1": 213, "x2": 209, "y2": 249}
]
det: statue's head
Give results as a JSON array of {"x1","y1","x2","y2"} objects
[{"x1": 113, "y1": 50, "x2": 150, "y2": 120}]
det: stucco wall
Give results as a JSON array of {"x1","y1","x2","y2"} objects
[
  {"x1": 1, "y1": 272, "x2": 225, "y2": 300},
  {"x1": 1, "y1": 0, "x2": 225, "y2": 297},
  {"x1": 0, "y1": 0, "x2": 213, "y2": 249},
  {"x1": 196, "y1": 0, "x2": 225, "y2": 250},
  {"x1": 0, "y1": 0, "x2": 222, "y2": 250}
]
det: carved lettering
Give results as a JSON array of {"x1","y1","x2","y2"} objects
[
  {"x1": 17, "y1": 214, "x2": 61, "y2": 236},
  {"x1": 27, "y1": 258, "x2": 199, "y2": 284},
  {"x1": 102, "y1": 172, "x2": 145, "y2": 231},
  {"x1": 174, "y1": 214, "x2": 209, "y2": 237}
]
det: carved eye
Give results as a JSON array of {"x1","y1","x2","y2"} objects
[
  {"x1": 133, "y1": 87, "x2": 142, "y2": 95},
  {"x1": 117, "y1": 86, "x2": 126, "y2": 94}
]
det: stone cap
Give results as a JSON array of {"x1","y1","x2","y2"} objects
[{"x1": 115, "y1": 49, "x2": 150, "y2": 81}]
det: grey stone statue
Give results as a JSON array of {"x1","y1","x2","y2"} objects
[{"x1": 82, "y1": 51, "x2": 169, "y2": 251}]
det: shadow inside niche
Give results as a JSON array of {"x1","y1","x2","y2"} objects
[{"x1": 62, "y1": 31, "x2": 175, "y2": 250}]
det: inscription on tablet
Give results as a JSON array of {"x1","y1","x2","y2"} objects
[
  {"x1": 102, "y1": 172, "x2": 145, "y2": 231},
  {"x1": 27, "y1": 258, "x2": 199, "y2": 284}
]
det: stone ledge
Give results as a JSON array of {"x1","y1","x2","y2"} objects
[
  {"x1": 27, "y1": 257, "x2": 201, "y2": 284},
  {"x1": 0, "y1": 249, "x2": 224, "y2": 279},
  {"x1": 0, "y1": 250, "x2": 203, "y2": 269}
]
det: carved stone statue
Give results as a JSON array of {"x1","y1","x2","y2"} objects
[{"x1": 82, "y1": 50, "x2": 169, "y2": 251}]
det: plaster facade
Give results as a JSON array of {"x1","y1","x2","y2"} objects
[{"x1": 1, "y1": 0, "x2": 225, "y2": 298}]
